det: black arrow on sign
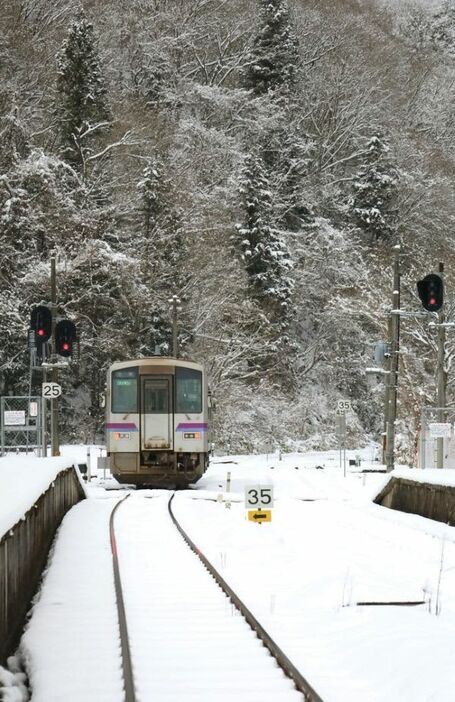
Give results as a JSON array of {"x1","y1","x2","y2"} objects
[{"x1": 253, "y1": 512, "x2": 267, "y2": 520}]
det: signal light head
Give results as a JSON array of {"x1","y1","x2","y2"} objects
[
  {"x1": 30, "y1": 306, "x2": 52, "y2": 344},
  {"x1": 55, "y1": 319, "x2": 77, "y2": 357},
  {"x1": 417, "y1": 273, "x2": 444, "y2": 312}
]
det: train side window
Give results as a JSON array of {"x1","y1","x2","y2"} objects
[
  {"x1": 112, "y1": 368, "x2": 138, "y2": 413},
  {"x1": 176, "y1": 368, "x2": 202, "y2": 414}
]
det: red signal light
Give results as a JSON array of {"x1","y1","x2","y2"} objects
[
  {"x1": 55, "y1": 320, "x2": 77, "y2": 357},
  {"x1": 417, "y1": 274, "x2": 443, "y2": 312},
  {"x1": 30, "y1": 306, "x2": 52, "y2": 344}
]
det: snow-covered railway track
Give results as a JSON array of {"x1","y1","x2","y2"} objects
[{"x1": 110, "y1": 492, "x2": 323, "y2": 702}]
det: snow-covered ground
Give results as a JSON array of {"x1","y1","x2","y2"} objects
[{"x1": 3, "y1": 446, "x2": 455, "y2": 701}]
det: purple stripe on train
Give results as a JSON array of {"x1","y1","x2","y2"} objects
[
  {"x1": 106, "y1": 423, "x2": 138, "y2": 431},
  {"x1": 176, "y1": 423, "x2": 208, "y2": 432}
]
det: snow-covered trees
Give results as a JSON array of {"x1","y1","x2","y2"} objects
[
  {"x1": 136, "y1": 158, "x2": 189, "y2": 354},
  {"x1": 138, "y1": 160, "x2": 161, "y2": 240},
  {"x1": 3, "y1": 0, "x2": 455, "y2": 453},
  {"x1": 234, "y1": 151, "x2": 293, "y2": 329},
  {"x1": 55, "y1": 10, "x2": 111, "y2": 174},
  {"x1": 0, "y1": 111, "x2": 29, "y2": 171},
  {"x1": 243, "y1": 0, "x2": 299, "y2": 95},
  {"x1": 350, "y1": 136, "x2": 400, "y2": 242}
]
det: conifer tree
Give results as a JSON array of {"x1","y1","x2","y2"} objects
[
  {"x1": 351, "y1": 135, "x2": 400, "y2": 241},
  {"x1": 138, "y1": 159, "x2": 162, "y2": 239},
  {"x1": 55, "y1": 10, "x2": 111, "y2": 172},
  {"x1": 243, "y1": 0, "x2": 299, "y2": 95},
  {"x1": 431, "y1": 1, "x2": 455, "y2": 53},
  {"x1": 137, "y1": 158, "x2": 187, "y2": 281},
  {"x1": 0, "y1": 110, "x2": 30, "y2": 171},
  {"x1": 234, "y1": 151, "x2": 293, "y2": 328},
  {"x1": 136, "y1": 159, "x2": 189, "y2": 355},
  {"x1": 0, "y1": 113, "x2": 34, "y2": 283}
]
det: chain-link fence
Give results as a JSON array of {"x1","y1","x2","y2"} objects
[
  {"x1": 419, "y1": 406, "x2": 455, "y2": 469},
  {"x1": 0, "y1": 396, "x2": 43, "y2": 456}
]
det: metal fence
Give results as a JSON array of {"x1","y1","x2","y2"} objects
[
  {"x1": 0, "y1": 466, "x2": 85, "y2": 663},
  {"x1": 0, "y1": 396, "x2": 43, "y2": 456}
]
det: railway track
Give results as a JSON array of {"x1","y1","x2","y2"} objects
[{"x1": 109, "y1": 492, "x2": 324, "y2": 702}]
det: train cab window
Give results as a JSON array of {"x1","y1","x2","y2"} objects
[
  {"x1": 112, "y1": 368, "x2": 138, "y2": 413},
  {"x1": 176, "y1": 367, "x2": 202, "y2": 413},
  {"x1": 143, "y1": 379, "x2": 169, "y2": 413}
]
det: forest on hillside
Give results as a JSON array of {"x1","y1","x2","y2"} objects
[{"x1": 2, "y1": 0, "x2": 455, "y2": 458}]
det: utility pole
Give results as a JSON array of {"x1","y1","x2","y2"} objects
[
  {"x1": 42, "y1": 364, "x2": 47, "y2": 457},
  {"x1": 50, "y1": 257, "x2": 60, "y2": 457},
  {"x1": 382, "y1": 316, "x2": 393, "y2": 464},
  {"x1": 436, "y1": 262, "x2": 446, "y2": 468},
  {"x1": 169, "y1": 295, "x2": 181, "y2": 358},
  {"x1": 384, "y1": 245, "x2": 401, "y2": 472}
]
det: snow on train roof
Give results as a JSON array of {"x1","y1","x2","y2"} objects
[
  {"x1": 109, "y1": 357, "x2": 204, "y2": 370},
  {"x1": 0, "y1": 456, "x2": 79, "y2": 539}
]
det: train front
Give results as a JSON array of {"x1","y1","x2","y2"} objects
[{"x1": 105, "y1": 358, "x2": 209, "y2": 487}]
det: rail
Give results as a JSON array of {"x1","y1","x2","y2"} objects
[
  {"x1": 110, "y1": 493, "x2": 325, "y2": 702},
  {"x1": 168, "y1": 493, "x2": 324, "y2": 702},
  {"x1": 109, "y1": 493, "x2": 136, "y2": 702}
]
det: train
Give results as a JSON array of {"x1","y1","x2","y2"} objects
[{"x1": 105, "y1": 357, "x2": 210, "y2": 488}]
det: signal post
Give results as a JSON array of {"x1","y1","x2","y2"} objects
[
  {"x1": 51, "y1": 257, "x2": 59, "y2": 456},
  {"x1": 29, "y1": 257, "x2": 78, "y2": 457},
  {"x1": 384, "y1": 246, "x2": 401, "y2": 472},
  {"x1": 417, "y1": 267, "x2": 445, "y2": 468},
  {"x1": 367, "y1": 253, "x2": 446, "y2": 472},
  {"x1": 436, "y1": 265, "x2": 446, "y2": 469}
]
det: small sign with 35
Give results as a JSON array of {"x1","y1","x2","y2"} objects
[
  {"x1": 337, "y1": 400, "x2": 351, "y2": 413},
  {"x1": 245, "y1": 485, "x2": 274, "y2": 509}
]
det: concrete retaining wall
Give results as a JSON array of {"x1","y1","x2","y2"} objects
[
  {"x1": 0, "y1": 466, "x2": 85, "y2": 663},
  {"x1": 374, "y1": 476, "x2": 455, "y2": 525}
]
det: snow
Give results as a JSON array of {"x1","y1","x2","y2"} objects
[
  {"x1": 393, "y1": 466, "x2": 455, "y2": 487},
  {"x1": 4, "y1": 447, "x2": 455, "y2": 701},
  {"x1": 0, "y1": 456, "x2": 84, "y2": 539}
]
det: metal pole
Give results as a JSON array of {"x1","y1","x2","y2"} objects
[
  {"x1": 343, "y1": 432, "x2": 346, "y2": 478},
  {"x1": 385, "y1": 246, "x2": 401, "y2": 472},
  {"x1": 420, "y1": 405, "x2": 425, "y2": 469},
  {"x1": 170, "y1": 295, "x2": 181, "y2": 358},
  {"x1": 225, "y1": 470, "x2": 231, "y2": 509},
  {"x1": 50, "y1": 257, "x2": 60, "y2": 457},
  {"x1": 42, "y1": 368, "x2": 47, "y2": 456},
  {"x1": 382, "y1": 315, "x2": 392, "y2": 464},
  {"x1": 436, "y1": 262, "x2": 446, "y2": 468},
  {"x1": 172, "y1": 300, "x2": 178, "y2": 358}
]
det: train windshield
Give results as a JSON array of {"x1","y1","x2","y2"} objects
[
  {"x1": 175, "y1": 367, "x2": 202, "y2": 413},
  {"x1": 112, "y1": 368, "x2": 138, "y2": 413}
]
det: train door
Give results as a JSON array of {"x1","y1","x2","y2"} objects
[{"x1": 141, "y1": 376, "x2": 173, "y2": 450}]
